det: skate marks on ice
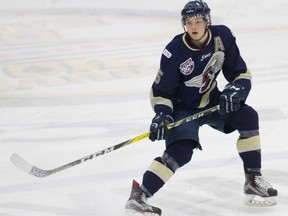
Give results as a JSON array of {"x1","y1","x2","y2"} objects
[
  {"x1": 0, "y1": 195, "x2": 109, "y2": 216},
  {"x1": 134, "y1": 163, "x2": 288, "y2": 216},
  {"x1": 258, "y1": 108, "x2": 287, "y2": 121},
  {"x1": 0, "y1": 181, "x2": 124, "y2": 216},
  {"x1": 156, "y1": 176, "x2": 243, "y2": 216},
  {"x1": 0, "y1": 202, "x2": 82, "y2": 216},
  {"x1": 150, "y1": 176, "x2": 281, "y2": 216}
]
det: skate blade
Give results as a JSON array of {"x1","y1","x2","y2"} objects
[
  {"x1": 125, "y1": 209, "x2": 160, "y2": 216},
  {"x1": 244, "y1": 194, "x2": 277, "y2": 206}
]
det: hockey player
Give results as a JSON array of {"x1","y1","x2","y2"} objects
[{"x1": 125, "y1": 0, "x2": 278, "y2": 215}]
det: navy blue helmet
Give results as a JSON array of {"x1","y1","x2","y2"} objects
[{"x1": 181, "y1": 0, "x2": 211, "y2": 25}]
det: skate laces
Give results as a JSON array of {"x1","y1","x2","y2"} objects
[
  {"x1": 131, "y1": 189, "x2": 149, "y2": 206},
  {"x1": 254, "y1": 175, "x2": 272, "y2": 190},
  {"x1": 140, "y1": 193, "x2": 148, "y2": 203}
]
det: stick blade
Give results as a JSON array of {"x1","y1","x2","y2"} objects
[
  {"x1": 10, "y1": 153, "x2": 50, "y2": 178},
  {"x1": 10, "y1": 153, "x2": 34, "y2": 173}
]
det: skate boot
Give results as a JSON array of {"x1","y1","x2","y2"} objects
[
  {"x1": 125, "y1": 180, "x2": 162, "y2": 215},
  {"x1": 244, "y1": 173, "x2": 278, "y2": 206}
]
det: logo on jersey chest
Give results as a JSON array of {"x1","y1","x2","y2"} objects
[
  {"x1": 200, "y1": 52, "x2": 212, "y2": 61},
  {"x1": 184, "y1": 51, "x2": 225, "y2": 93},
  {"x1": 180, "y1": 57, "x2": 194, "y2": 75}
]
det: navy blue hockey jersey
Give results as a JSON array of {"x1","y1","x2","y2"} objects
[{"x1": 150, "y1": 25, "x2": 252, "y2": 114}]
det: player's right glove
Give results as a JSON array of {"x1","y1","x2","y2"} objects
[{"x1": 149, "y1": 112, "x2": 174, "y2": 141}]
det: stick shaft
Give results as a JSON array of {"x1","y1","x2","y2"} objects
[{"x1": 10, "y1": 105, "x2": 219, "y2": 177}]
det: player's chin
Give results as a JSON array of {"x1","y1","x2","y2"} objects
[{"x1": 189, "y1": 33, "x2": 200, "y2": 40}]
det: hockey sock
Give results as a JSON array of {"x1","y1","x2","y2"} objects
[
  {"x1": 237, "y1": 134, "x2": 261, "y2": 173},
  {"x1": 141, "y1": 139, "x2": 197, "y2": 196},
  {"x1": 240, "y1": 150, "x2": 262, "y2": 173},
  {"x1": 142, "y1": 152, "x2": 179, "y2": 196}
]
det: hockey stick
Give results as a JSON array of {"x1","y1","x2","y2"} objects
[{"x1": 10, "y1": 105, "x2": 219, "y2": 178}]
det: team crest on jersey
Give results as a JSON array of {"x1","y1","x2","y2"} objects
[
  {"x1": 180, "y1": 58, "x2": 194, "y2": 75},
  {"x1": 184, "y1": 51, "x2": 225, "y2": 93}
]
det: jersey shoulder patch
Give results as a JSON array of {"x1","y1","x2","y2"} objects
[{"x1": 163, "y1": 48, "x2": 172, "y2": 58}]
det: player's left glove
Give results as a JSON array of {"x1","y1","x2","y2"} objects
[
  {"x1": 149, "y1": 112, "x2": 174, "y2": 141},
  {"x1": 219, "y1": 82, "x2": 244, "y2": 115}
]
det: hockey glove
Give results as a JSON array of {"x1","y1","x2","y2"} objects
[
  {"x1": 219, "y1": 83, "x2": 244, "y2": 115},
  {"x1": 149, "y1": 112, "x2": 174, "y2": 141}
]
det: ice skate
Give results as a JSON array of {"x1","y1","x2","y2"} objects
[
  {"x1": 244, "y1": 173, "x2": 278, "y2": 206},
  {"x1": 125, "y1": 180, "x2": 162, "y2": 216}
]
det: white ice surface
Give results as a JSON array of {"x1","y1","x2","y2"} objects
[{"x1": 0, "y1": 0, "x2": 288, "y2": 215}]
